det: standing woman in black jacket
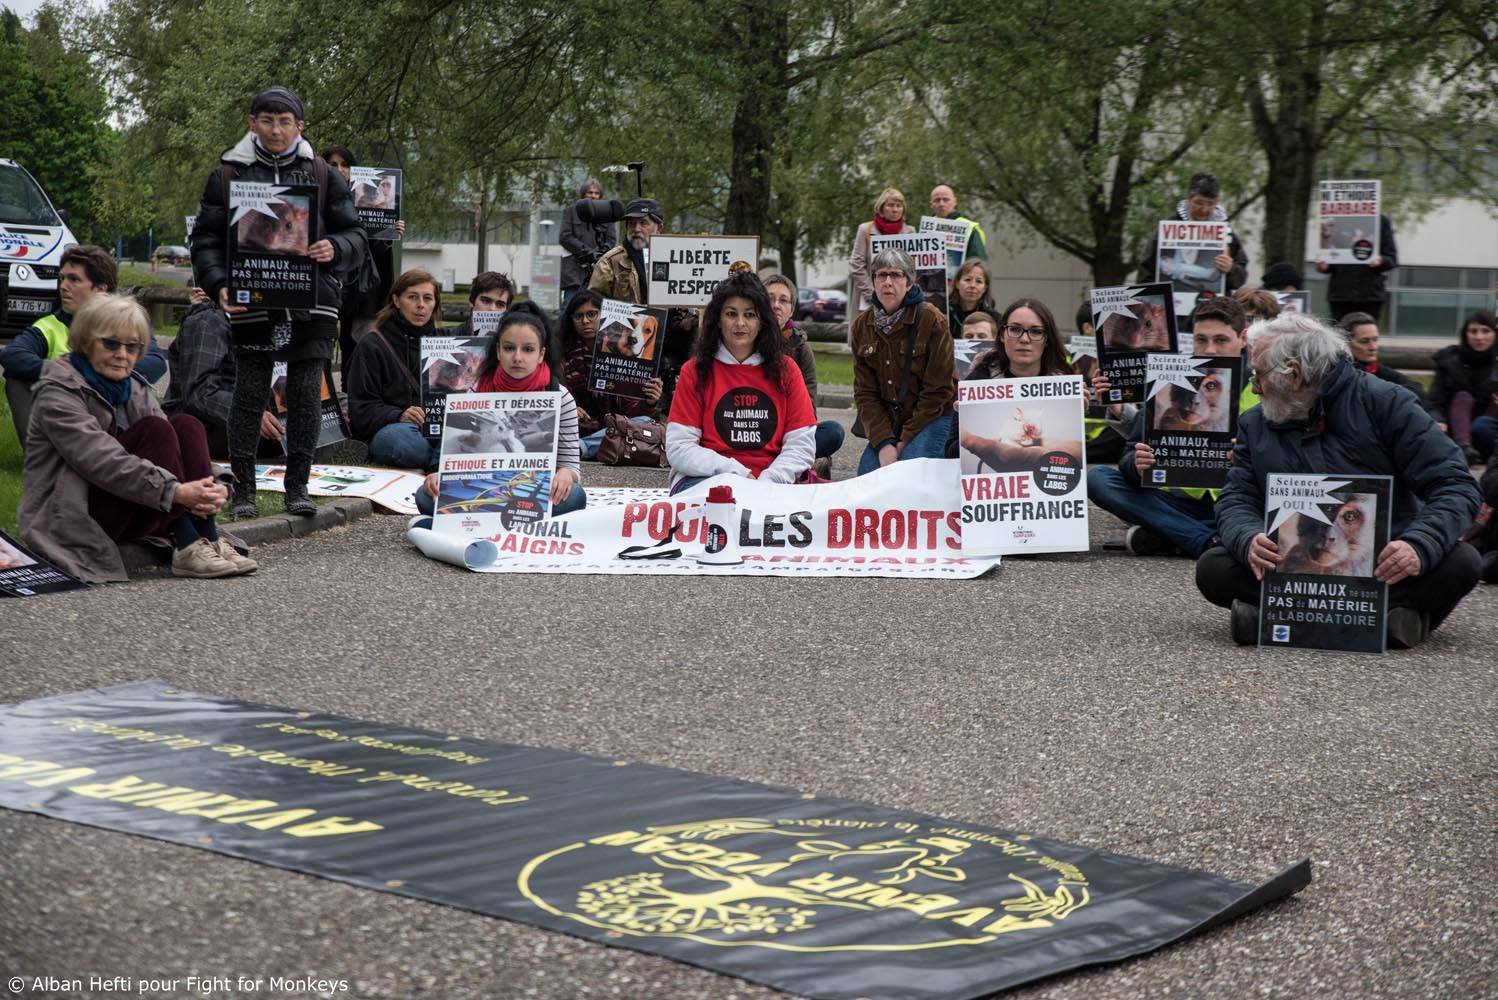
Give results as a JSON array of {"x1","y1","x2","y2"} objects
[
  {"x1": 190, "y1": 86, "x2": 368, "y2": 517},
  {"x1": 1428, "y1": 309, "x2": 1497, "y2": 465}
]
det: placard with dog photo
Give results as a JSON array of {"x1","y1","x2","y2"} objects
[
  {"x1": 1091, "y1": 282, "x2": 1177, "y2": 404},
  {"x1": 870, "y1": 231, "x2": 949, "y2": 317},
  {"x1": 420, "y1": 335, "x2": 496, "y2": 443},
  {"x1": 956, "y1": 374, "x2": 1089, "y2": 555},
  {"x1": 1259, "y1": 474, "x2": 1393, "y2": 653},
  {"x1": 1142, "y1": 355, "x2": 1242, "y2": 490},
  {"x1": 349, "y1": 167, "x2": 402, "y2": 240},
  {"x1": 268, "y1": 359, "x2": 349, "y2": 454},
  {"x1": 227, "y1": 180, "x2": 319, "y2": 309},
  {"x1": 589, "y1": 298, "x2": 667, "y2": 401},
  {"x1": 435, "y1": 392, "x2": 560, "y2": 538},
  {"x1": 0, "y1": 531, "x2": 86, "y2": 597}
]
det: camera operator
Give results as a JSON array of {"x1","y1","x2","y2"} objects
[
  {"x1": 559, "y1": 178, "x2": 615, "y2": 312},
  {"x1": 588, "y1": 196, "x2": 697, "y2": 415}
]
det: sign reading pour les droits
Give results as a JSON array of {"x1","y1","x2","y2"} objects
[{"x1": 0, "y1": 682, "x2": 1310, "y2": 1000}]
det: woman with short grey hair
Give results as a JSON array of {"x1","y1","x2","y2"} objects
[{"x1": 849, "y1": 247, "x2": 955, "y2": 476}]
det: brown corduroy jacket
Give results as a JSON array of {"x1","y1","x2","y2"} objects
[{"x1": 850, "y1": 297, "x2": 955, "y2": 448}]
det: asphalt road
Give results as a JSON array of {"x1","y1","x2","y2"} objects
[{"x1": 1, "y1": 409, "x2": 1493, "y2": 1000}]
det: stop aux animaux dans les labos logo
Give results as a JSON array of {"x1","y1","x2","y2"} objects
[{"x1": 518, "y1": 817, "x2": 1090, "y2": 951}]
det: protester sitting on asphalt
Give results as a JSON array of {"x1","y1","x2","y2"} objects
[
  {"x1": 960, "y1": 309, "x2": 1000, "y2": 341},
  {"x1": 764, "y1": 272, "x2": 844, "y2": 477},
  {"x1": 852, "y1": 248, "x2": 955, "y2": 476},
  {"x1": 191, "y1": 86, "x2": 369, "y2": 519},
  {"x1": 346, "y1": 268, "x2": 441, "y2": 471},
  {"x1": 945, "y1": 298, "x2": 1079, "y2": 459},
  {"x1": 18, "y1": 294, "x2": 255, "y2": 582},
  {"x1": 587, "y1": 197, "x2": 697, "y2": 414},
  {"x1": 1136, "y1": 172, "x2": 1249, "y2": 294},
  {"x1": 2, "y1": 244, "x2": 166, "y2": 448},
  {"x1": 1195, "y1": 312, "x2": 1481, "y2": 648},
  {"x1": 666, "y1": 271, "x2": 816, "y2": 494},
  {"x1": 449, "y1": 271, "x2": 514, "y2": 335},
  {"x1": 848, "y1": 187, "x2": 913, "y2": 316},
  {"x1": 557, "y1": 289, "x2": 662, "y2": 460},
  {"x1": 162, "y1": 288, "x2": 284, "y2": 458},
  {"x1": 1336, "y1": 311, "x2": 1440, "y2": 421},
  {"x1": 1426, "y1": 309, "x2": 1496, "y2": 465},
  {"x1": 419, "y1": 310, "x2": 585, "y2": 516},
  {"x1": 1086, "y1": 296, "x2": 1257, "y2": 558},
  {"x1": 947, "y1": 259, "x2": 995, "y2": 335},
  {"x1": 1232, "y1": 286, "x2": 1281, "y2": 325}
]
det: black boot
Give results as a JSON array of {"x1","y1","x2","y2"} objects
[
  {"x1": 283, "y1": 454, "x2": 316, "y2": 516},
  {"x1": 229, "y1": 459, "x2": 259, "y2": 519},
  {"x1": 1230, "y1": 599, "x2": 1259, "y2": 646}
]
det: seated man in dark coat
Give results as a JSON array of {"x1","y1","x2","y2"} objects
[{"x1": 1195, "y1": 313, "x2": 1482, "y2": 648}]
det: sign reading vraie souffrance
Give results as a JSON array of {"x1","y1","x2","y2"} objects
[{"x1": 0, "y1": 682, "x2": 1310, "y2": 1000}]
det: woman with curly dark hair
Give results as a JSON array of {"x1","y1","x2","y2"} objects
[{"x1": 664, "y1": 271, "x2": 816, "y2": 493}]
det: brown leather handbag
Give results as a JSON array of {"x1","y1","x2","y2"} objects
[{"x1": 597, "y1": 413, "x2": 667, "y2": 467}]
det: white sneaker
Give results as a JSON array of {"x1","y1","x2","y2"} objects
[
  {"x1": 213, "y1": 539, "x2": 259, "y2": 575},
  {"x1": 171, "y1": 538, "x2": 240, "y2": 579}
]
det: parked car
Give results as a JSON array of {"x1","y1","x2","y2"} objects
[
  {"x1": 153, "y1": 245, "x2": 191, "y2": 266},
  {"x1": 795, "y1": 287, "x2": 847, "y2": 322},
  {"x1": 0, "y1": 157, "x2": 76, "y2": 340}
]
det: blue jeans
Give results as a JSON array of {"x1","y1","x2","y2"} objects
[
  {"x1": 857, "y1": 413, "x2": 951, "y2": 476},
  {"x1": 815, "y1": 419, "x2": 845, "y2": 459},
  {"x1": 417, "y1": 481, "x2": 587, "y2": 516},
  {"x1": 580, "y1": 415, "x2": 654, "y2": 460},
  {"x1": 1473, "y1": 415, "x2": 1498, "y2": 461},
  {"x1": 369, "y1": 422, "x2": 440, "y2": 471},
  {"x1": 1087, "y1": 465, "x2": 1217, "y2": 557}
]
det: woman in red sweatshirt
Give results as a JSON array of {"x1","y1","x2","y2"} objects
[{"x1": 666, "y1": 271, "x2": 817, "y2": 493}]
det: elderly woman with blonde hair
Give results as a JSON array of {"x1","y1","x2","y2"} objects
[
  {"x1": 19, "y1": 293, "x2": 255, "y2": 582},
  {"x1": 848, "y1": 186, "x2": 913, "y2": 317}
]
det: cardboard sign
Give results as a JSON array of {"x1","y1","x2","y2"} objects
[
  {"x1": 1091, "y1": 283, "x2": 1178, "y2": 404},
  {"x1": 435, "y1": 392, "x2": 561, "y2": 536},
  {"x1": 1318, "y1": 180, "x2": 1380, "y2": 265},
  {"x1": 227, "y1": 180, "x2": 318, "y2": 309},
  {"x1": 349, "y1": 167, "x2": 402, "y2": 240},
  {"x1": 647, "y1": 235, "x2": 760, "y2": 307},
  {"x1": 1142, "y1": 355, "x2": 1242, "y2": 490}
]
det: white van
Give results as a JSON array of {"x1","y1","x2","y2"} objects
[{"x1": 0, "y1": 157, "x2": 78, "y2": 340}]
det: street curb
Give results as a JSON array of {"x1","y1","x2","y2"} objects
[
  {"x1": 120, "y1": 498, "x2": 373, "y2": 573},
  {"x1": 818, "y1": 390, "x2": 853, "y2": 410}
]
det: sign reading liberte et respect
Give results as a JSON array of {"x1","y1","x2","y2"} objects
[{"x1": 647, "y1": 235, "x2": 759, "y2": 307}]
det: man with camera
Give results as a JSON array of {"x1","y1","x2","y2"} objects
[{"x1": 559, "y1": 178, "x2": 614, "y2": 311}]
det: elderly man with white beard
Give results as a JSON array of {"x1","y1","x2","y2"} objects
[{"x1": 1195, "y1": 312, "x2": 1482, "y2": 648}]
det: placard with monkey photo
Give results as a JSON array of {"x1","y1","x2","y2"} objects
[{"x1": 1142, "y1": 355, "x2": 1242, "y2": 490}]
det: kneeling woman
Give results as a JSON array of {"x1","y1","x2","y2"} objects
[
  {"x1": 666, "y1": 271, "x2": 817, "y2": 493},
  {"x1": 419, "y1": 311, "x2": 585, "y2": 516},
  {"x1": 20, "y1": 294, "x2": 255, "y2": 581}
]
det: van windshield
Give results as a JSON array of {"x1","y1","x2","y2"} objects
[{"x1": 0, "y1": 165, "x2": 61, "y2": 226}]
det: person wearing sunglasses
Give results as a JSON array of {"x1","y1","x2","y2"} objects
[{"x1": 19, "y1": 294, "x2": 256, "y2": 582}]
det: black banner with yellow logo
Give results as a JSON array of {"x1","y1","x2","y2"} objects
[{"x1": 0, "y1": 682, "x2": 1309, "y2": 999}]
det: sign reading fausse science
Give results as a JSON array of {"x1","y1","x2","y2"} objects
[{"x1": 0, "y1": 681, "x2": 1309, "y2": 1000}]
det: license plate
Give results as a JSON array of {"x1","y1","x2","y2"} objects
[{"x1": 6, "y1": 297, "x2": 52, "y2": 315}]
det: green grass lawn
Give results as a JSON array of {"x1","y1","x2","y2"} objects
[{"x1": 810, "y1": 345, "x2": 853, "y2": 386}]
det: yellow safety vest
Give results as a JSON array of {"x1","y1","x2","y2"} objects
[{"x1": 33, "y1": 313, "x2": 70, "y2": 360}]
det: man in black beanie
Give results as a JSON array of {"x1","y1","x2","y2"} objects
[{"x1": 190, "y1": 86, "x2": 368, "y2": 517}]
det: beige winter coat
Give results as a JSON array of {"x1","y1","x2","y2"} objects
[{"x1": 19, "y1": 356, "x2": 180, "y2": 583}]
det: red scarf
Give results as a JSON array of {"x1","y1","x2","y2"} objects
[
  {"x1": 477, "y1": 360, "x2": 552, "y2": 394},
  {"x1": 872, "y1": 215, "x2": 905, "y2": 236}
]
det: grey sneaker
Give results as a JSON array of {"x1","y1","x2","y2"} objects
[
  {"x1": 171, "y1": 538, "x2": 240, "y2": 579},
  {"x1": 213, "y1": 539, "x2": 258, "y2": 575}
]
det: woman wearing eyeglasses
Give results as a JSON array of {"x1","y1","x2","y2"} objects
[
  {"x1": 946, "y1": 298, "x2": 1079, "y2": 458},
  {"x1": 19, "y1": 294, "x2": 255, "y2": 582}
]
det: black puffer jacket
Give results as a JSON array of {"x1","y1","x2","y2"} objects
[
  {"x1": 1427, "y1": 343, "x2": 1496, "y2": 418},
  {"x1": 345, "y1": 315, "x2": 428, "y2": 441},
  {"x1": 1326, "y1": 214, "x2": 1399, "y2": 304},
  {"x1": 1215, "y1": 359, "x2": 1480, "y2": 573},
  {"x1": 191, "y1": 133, "x2": 368, "y2": 321}
]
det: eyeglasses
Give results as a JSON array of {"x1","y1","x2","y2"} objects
[
  {"x1": 99, "y1": 337, "x2": 143, "y2": 356},
  {"x1": 574, "y1": 309, "x2": 601, "y2": 322},
  {"x1": 873, "y1": 270, "x2": 907, "y2": 283},
  {"x1": 253, "y1": 115, "x2": 298, "y2": 130},
  {"x1": 1249, "y1": 362, "x2": 1294, "y2": 387},
  {"x1": 1003, "y1": 324, "x2": 1046, "y2": 341}
]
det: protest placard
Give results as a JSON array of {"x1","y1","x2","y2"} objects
[
  {"x1": 918, "y1": 215, "x2": 973, "y2": 282},
  {"x1": 420, "y1": 334, "x2": 494, "y2": 443},
  {"x1": 870, "y1": 232, "x2": 949, "y2": 316},
  {"x1": 647, "y1": 235, "x2": 760, "y2": 307},
  {"x1": 1091, "y1": 283, "x2": 1177, "y2": 404},
  {"x1": 530, "y1": 254, "x2": 560, "y2": 312},
  {"x1": 1142, "y1": 355, "x2": 1242, "y2": 490},
  {"x1": 590, "y1": 298, "x2": 668, "y2": 401},
  {"x1": 0, "y1": 531, "x2": 86, "y2": 597},
  {"x1": 254, "y1": 464, "x2": 424, "y2": 514},
  {"x1": 184, "y1": 215, "x2": 195, "y2": 245},
  {"x1": 956, "y1": 376, "x2": 1088, "y2": 555},
  {"x1": 227, "y1": 180, "x2": 318, "y2": 309},
  {"x1": 1274, "y1": 291, "x2": 1310, "y2": 315},
  {"x1": 1156, "y1": 219, "x2": 1227, "y2": 297},
  {"x1": 1260, "y1": 474, "x2": 1393, "y2": 653},
  {"x1": 349, "y1": 166, "x2": 402, "y2": 240},
  {"x1": 435, "y1": 392, "x2": 560, "y2": 537},
  {"x1": 952, "y1": 338, "x2": 991, "y2": 379},
  {"x1": 267, "y1": 360, "x2": 348, "y2": 454},
  {"x1": 1318, "y1": 180, "x2": 1380, "y2": 265}
]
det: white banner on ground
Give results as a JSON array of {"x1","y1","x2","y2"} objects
[
  {"x1": 406, "y1": 459, "x2": 1000, "y2": 578},
  {"x1": 255, "y1": 464, "x2": 425, "y2": 515}
]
